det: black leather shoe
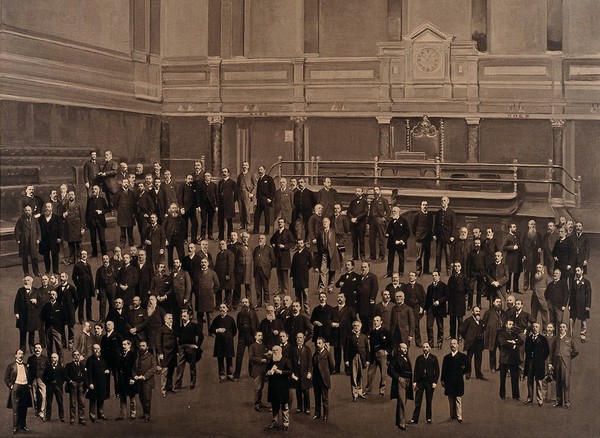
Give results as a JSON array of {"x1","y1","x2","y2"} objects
[
  {"x1": 12, "y1": 427, "x2": 18, "y2": 435},
  {"x1": 22, "y1": 427, "x2": 30, "y2": 432},
  {"x1": 408, "y1": 420, "x2": 417, "y2": 424},
  {"x1": 311, "y1": 415, "x2": 320, "y2": 420},
  {"x1": 523, "y1": 399, "x2": 533, "y2": 405}
]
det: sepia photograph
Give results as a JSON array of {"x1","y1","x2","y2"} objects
[{"x1": 0, "y1": 1, "x2": 599, "y2": 436}]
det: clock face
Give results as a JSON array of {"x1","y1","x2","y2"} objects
[{"x1": 416, "y1": 48, "x2": 440, "y2": 73}]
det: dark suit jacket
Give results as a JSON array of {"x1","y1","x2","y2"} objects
[
  {"x1": 312, "y1": 348, "x2": 335, "y2": 389},
  {"x1": 134, "y1": 350, "x2": 157, "y2": 389},
  {"x1": 65, "y1": 361, "x2": 88, "y2": 387},
  {"x1": 388, "y1": 353, "x2": 414, "y2": 400},
  {"x1": 425, "y1": 281, "x2": 448, "y2": 317},
  {"x1": 335, "y1": 271, "x2": 360, "y2": 308},
  {"x1": 157, "y1": 324, "x2": 178, "y2": 366},
  {"x1": 524, "y1": 334, "x2": 550, "y2": 380},
  {"x1": 290, "y1": 248, "x2": 311, "y2": 289},
  {"x1": 498, "y1": 329, "x2": 524, "y2": 365},
  {"x1": 459, "y1": 316, "x2": 484, "y2": 352},
  {"x1": 347, "y1": 197, "x2": 368, "y2": 224},
  {"x1": 217, "y1": 178, "x2": 236, "y2": 218},
  {"x1": 293, "y1": 188, "x2": 317, "y2": 221},
  {"x1": 356, "y1": 272, "x2": 378, "y2": 317},
  {"x1": 441, "y1": 351, "x2": 469, "y2": 397},
  {"x1": 411, "y1": 210, "x2": 433, "y2": 242},
  {"x1": 434, "y1": 208, "x2": 457, "y2": 243},
  {"x1": 386, "y1": 217, "x2": 410, "y2": 250},
  {"x1": 215, "y1": 249, "x2": 235, "y2": 290},
  {"x1": 390, "y1": 303, "x2": 415, "y2": 345},
  {"x1": 290, "y1": 344, "x2": 313, "y2": 390},
  {"x1": 256, "y1": 174, "x2": 276, "y2": 205},
  {"x1": 253, "y1": 245, "x2": 276, "y2": 278},
  {"x1": 249, "y1": 342, "x2": 268, "y2": 378},
  {"x1": 544, "y1": 279, "x2": 569, "y2": 308},
  {"x1": 345, "y1": 332, "x2": 369, "y2": 364},
  {"x1": 39, "y1": 214, "x2": 62, "y2": 255},
  {"x1": 310, "y1": 304, "x2": 334, "y2": 343},
  {"x1": 413, "y1": 353, "x2": 440, "y2": 385},
  {"x1": 177, "y1": 182, "x2": 196, "y2": 211},
  {"x1": 85, "y1": 195, "x2": 108, "y2": 228},
  {"x1": 331, "y1": 305, "x2": 358, "y2": 348}
]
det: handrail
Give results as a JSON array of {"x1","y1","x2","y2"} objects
[
  {"x1": 267, "y1": 156, "x2": 582, "y2": 204},
  {"x1": 268, "y1": 158, "x2": 581, "y2": 184}
]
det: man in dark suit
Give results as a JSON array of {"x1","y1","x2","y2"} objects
[
  {"x1": 390, "y1": 291, "x2": 415, "y2": 353},
  {"x1": 72, "y1": 250, "x2": 94, "y2": 323},
  {"x1": 356, "y1": 261, "x2": 378, "y2": 334},
  {"x1": 467, "y1": 238, "x2": 487, "y2": 309},
  {"x1": 410, "y1": 342, "x2": 440, "y2": 425},
  {"x1": 552, "y1": 227, "x2": 574, "y2": 278},
  {"x1": 253, "y1": 165, "x2": 276, "y2": 234},
  {"x1": 345, "y1": 320, "x2": 369, "y2": 401},
  {"x1": 39, "y1": 202, "x2": 62, "y2": 275},
  {"x1": 113, "y1": 180, "x2": 137, "y2": 248},
  {"x1": 459, "y1": 307, "x2": 487, "y2": 380},
  {"x1": 14, "y1": 276, "x2": 44, "y2": 353},
  {"x1": 4, "y1": 349, "x2": 31, "y2": 434},
  {"x1": 199, "y1": 172, "x2": 217, "y2": 240},
  {"x1": 411, "y1": 201, "x2": 433, "y2": 276},
  {"x1": 157, "y1": 313, "x2": 178, "y2": 396},
  {"x1": 265, "y1": 345, "x2": 292, "y2": 431},
  {"x1": 524, "y1": 322, "x2": 550, "y2": 406},
  {"x1": 290, "y1": 332, "x2": 313, "y2": 414},
  {"x1": 483, "y1": 228, "x2": 502, "y2": 272},
  {"x1": 311, "y1": 338, "x2": 335, "y2": 422},
  {"x1": 116, "y1": 254, "x2": 139, "y2": 308},
  {"x1": 41, "y1": 290, "x2": 64, "y2": 358},
  {"x1": 65, "y1": 350, "x2": 88, "y2": 425},
  {"x1": 209, "y1": 304, "x2": 238, "y2": 382},
  {"x1": 365, "y1": 315, "x2": 392, "y2": 397},
  {"x1": 14, "y1": 205, "x2": 41, "y2": 277},
  {"x1": 335, "y1": 260, "x2": 360, "y2": 311},
  {"x1": 331, "y1": 203, "x2": 351, "y2": 261},
  {"x1": 433, "y1": 196, "x2": 457, "y2": 275},
  {"x1": 441, "y1": 339, "x2": 469, "y2": 422},
  {"x1": 569, "y1": 267, "x2": 591, "y2": 343},
  {"x1": 85, "y1": 185, "x2": 109, "y2": 258},
  {"x1": 233, "y1": 298, "x2": 259, "y2": 379},
  {"x1": 487, "y1": 251, "x2": 509, "y2": 304},
  {"x1": 291, "y1": 239, "x2": 312, "y2": 313},
  {"x1": 178, "y1": 174, "x2": 199, "y2": 243},
  {"x1": 217, "y1": 168, "x2": 236, "y2": 241},
  {"x1": 388, "y1": 342, "x2": 413, "y2": 430},
  {"x1": 401, "y1": 272, "x2": 426, "y2": 346},
  {"x1": 544, "y1": 269, "x2": 569, "y2": 329},
  {"x1": 83, "y1": 150, "x2": 100, "y2": 197},
  {"x1": 292, "y1": 177, "x2": 317, "y2": 240},
  {"x1": 309, "y1": 291, "x2": 333, "y2": 343},
  {"x1": 43, "y1": 352, "x2": 65, "y2": 422},
  {"x1": 133, "y1": 340, "x2": 157, "y2": 422},
  {"x1": 347, "y1": 188, "x2": 369, "y2": 261},
  {"x1": 174, "y1": 309, "x2": 203, "y2": 390},
  {"x1": 253, "y1": 234, "x2": 276, "y2": 308},
  {"x1": 330, "y1": 293, "x2": 358, "y2": 375},
  {"x1": 498, "y1": 319, "x2": 523, "y2": 400},
  {"x1": 572, "y1": 221, "x2": 589, "y2": 274},
  {"x1": 425, "y1": 271, "x2": 448, "y2": 349},
  {"x1": 270, "y1": 218, "x2": 295, "y2": 295},
  {"x1": 503, "y1": 223, "x2": 523, "y2": 293},
  {"x1": 98, "y1": 150, "x2": 118, "y2": 210},
  {"x1": 368, "y1": 186, "x2": 390, "y2": 261},
  {"x1": 385, "y1": 206, "x2": 410, "y2": 278},
  {"x1": 249, "y1": 331, "x2": 269, "y2": 411},
  {"x1": 549, "y1": 322, "x2": 578, "y2": 409}
]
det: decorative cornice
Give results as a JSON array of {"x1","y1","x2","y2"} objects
[{"x1": 207, "y1": 115, "x2": 225, "y2": 125}]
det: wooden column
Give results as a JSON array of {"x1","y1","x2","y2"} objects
[
  {"x1": 376, "y1": 116, "x2": 392, "y2": 159},
  {"x1": 291, "y1": 116, "x2": 307, "y2": 176},
  {"x1": 466, "y1": 118, "x2": 480, "y2": 163},
  {"x1": 209, "y1": 115, "x2": 225, "y2": 174},
  {"x1": 551, "y1": 118, "x2": 565, "y2": 198}
]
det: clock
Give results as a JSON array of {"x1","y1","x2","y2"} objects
[{"x1": 415, "y1": 48, "x2": 440, "y2": 73}]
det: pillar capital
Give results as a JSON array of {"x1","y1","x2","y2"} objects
[
  {"x1": 465, "y1": 117, "x2": 481, "y2": 125},
  {"x1": 376, "y1": 116, "x2": 392, "y2": 125},
  {"x1": 208, "y1": 115, "x2": 225, "y2": 126},
  {"x1": 291, "y1": 116, "x2": 307, "y2": 124},
  {"x1": 551, "y1": 119, "x2": 565, "y2": 128}
]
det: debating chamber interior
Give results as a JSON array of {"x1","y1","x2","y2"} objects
[{"x1": 0, "y1": 1, "x2": 599, "y2": 437}]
